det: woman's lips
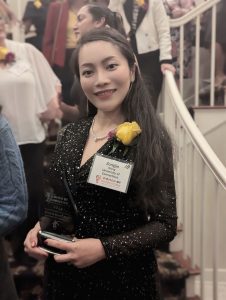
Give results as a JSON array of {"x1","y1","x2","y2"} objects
[{"x1": 94, "y1": 89, "x2": 116, "y2": 99}]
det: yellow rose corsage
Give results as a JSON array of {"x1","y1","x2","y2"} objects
[
  {"x1": 108, "y1": 121, "x2": 142, "y2": 156},
  {"x1": 34, "y1": 0, "x2": 42, "y2": 9},
  {"x1": 116, "y1": 122, "x2": 142, "y2": 146},
  {"x1": 0, "y1": 47, "x2": 8, "y2": 61},
  {"x1": 136, "y1": 0, "x2": 145, "y2": 6},
  {"x1": 135, "y1": 0, "x2": 148, "y2": 10},
  {"x1": 0, "y1": 47, "x2": 15, "y2": 64}
]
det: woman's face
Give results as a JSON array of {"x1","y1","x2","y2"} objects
[
  {"x1": 74, "y1": 6, "x2": 104, "y2": 38},
  {"x1": 0, "y1": 20, "x2": 6, "y2": 42},
  {"x1": 78, "y1": 41, "x2": 134, "y2": 114}
]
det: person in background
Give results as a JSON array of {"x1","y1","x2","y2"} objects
[
  {"x1": 74, "y1": 3, "x2": 126, "y2": 38},
  {"x1": 22, "y1": 0, "x2": 56, "y2": 51},
  {"x1": 24, "y1": 27, "x2": 177, "y2": 299},
  {"x1": 0, "y1": 0, "x2": 17, "y2": 24},
  {"x1": 0, "y1": 16, "x2": 61, "y2": 266},
  {"x1": 109, "y1": 0, "x2": 175, "y2": 110},
  {"x1": 204, "y1": 0, "x2": 226, "y2": 88},
  {"x1": 0, "y1": 111, "x2": 28, "y2": 300},
  {"x1": 43, "y1": 0, "x2": 87, "y2": 120},
  {"x1": 163, "y1": 0, "x2": 196, "y2": 80}
]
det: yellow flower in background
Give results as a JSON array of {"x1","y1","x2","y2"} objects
[
  {"x1": 34, "y1": 0, "x2": 42, "y2": 9},
  {"x1": 116, "y1": 122, "x2": 142, "y2": 146},
  {"x1": 0, "y1": 47, "x2": 8, "y2": 61},
  {"x1": 136, "y1": 0, "x2": 145, "y2": 7}
]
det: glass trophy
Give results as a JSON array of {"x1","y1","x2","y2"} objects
[{"x1": 38, "y1": 174, "x2": 78, "y2": 254}]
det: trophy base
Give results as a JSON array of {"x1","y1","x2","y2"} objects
[{"x1": 37, "y1": 230, "x2": 76, "y2": 255}]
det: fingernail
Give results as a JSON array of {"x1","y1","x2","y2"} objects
[{"x1": 31, "y1": 241, "x2": 36, "y2": 247}]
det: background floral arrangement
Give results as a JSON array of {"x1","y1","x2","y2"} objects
[
  {"x1": 136, "y1": 0, "x2": 149, "y2": 10},
  {"x1": 34, "y1": 0, "x2": 42, "y2": 9}
]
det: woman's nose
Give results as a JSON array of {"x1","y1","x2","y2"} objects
[
  {"x1": 73, "y1": 23, "x2": 78, "y2": 34},
  {"x1": 95, "y1": 70, "x2": 110, "y2": 86}
]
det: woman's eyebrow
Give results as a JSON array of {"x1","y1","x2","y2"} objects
[{"x1": 80, "y1": 56, "x2": 117, "y2": 68}]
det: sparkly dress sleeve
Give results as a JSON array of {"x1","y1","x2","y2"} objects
[{"x1": 100, "y1": 153, "x2": 177, "y2": 259}]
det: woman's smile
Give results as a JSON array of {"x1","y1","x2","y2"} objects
[{"x1": 94, "y1": 88, "x2": 117, "y2": 100}]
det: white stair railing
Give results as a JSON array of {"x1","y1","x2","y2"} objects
[
  {"x1": 169, "y1": 0, "x2": 222, "y2": 105},
  {"x1": 162, "y1": 71, "x2": 226, "y2": 300}
]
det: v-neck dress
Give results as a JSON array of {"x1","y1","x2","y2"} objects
[{"x1": 43, "y1": 117, "x2": 177, "y2": 300}]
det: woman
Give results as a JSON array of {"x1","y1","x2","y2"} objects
[
  {"x1": 109, "y1": 0, "x2": 175, "y2": 109},
  {"x1": 204, "y1": 0, "x2": 226, "y2": 87},
  {"x1": 65, "y1": 3, "x2": 126, "y2": 122},
  {"x1": 24, "y1": 28, "x2": 177, "y2": 299},
  {"x1": 74, "y1": 3, "x2": 126, "y2": 38},
  {"x1": 0, "y1": 16, "x2": 61, "y2": 265},
  {"x1": 163, "y1": 0, "x2": 196, "y2": 80},
  {"x1": 43, "y1": 0, "x2": 87, "y2": 108},
  {"x1": 22, "y1": 0, "x2": 56, "y2": 51}
]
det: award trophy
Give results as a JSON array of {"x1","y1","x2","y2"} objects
[{"x1": 38, "y1": 174, "x2": 78, "y2": 255}]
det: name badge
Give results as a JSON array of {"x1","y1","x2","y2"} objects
[{"x1": 87, "y1": 154, "x2": 134, "y2": 193}]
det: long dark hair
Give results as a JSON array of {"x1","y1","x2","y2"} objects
[
  {"x1": 85, "y1": 4, "x2": 126, "y2": 36},
  {"x1": 74, "y1": 28, "x2": 174, "y2": 213}
]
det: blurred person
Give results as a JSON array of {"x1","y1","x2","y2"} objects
[
  {"x1": 204, "y1": 0, "x2": 226, "y2": 87},
  {"x1": 163, "y1": 0, "x2": 196, "y2": 80},
  {"x1": 0, "y1": 110, "x2": 28, "y2": 300},
  {"x1": 74, "y1": 3, "x2": 126, "y2": 38},
  {"x1": 24, "y1": 27, "x2": 177, "y2": 299},
  {"x1": 22, "y1": 0, "x2": 56, "y2": 51},
  {"x1": 43, "y1": 0, "x2": 87, "y2": 115},
  {"x1": 0, "y1": 16, "x2": 61, "y2": 265},
  {"x1": 109, "y1": 0, "x2": 175, "y2": 109}
]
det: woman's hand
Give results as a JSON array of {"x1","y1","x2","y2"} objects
[
  {"x1": 161, "y1": 63, "x2": 176, "y2": 75},
  {"x1": 24, "y1": 222, "x2": 49, "y2": 260},
  {"x1": 45, "y1": 238, "x2": 106, "y2": 268}
]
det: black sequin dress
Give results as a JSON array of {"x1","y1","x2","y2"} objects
[{"x1": 43, "y1": 118, "x2": 177, "y2": 300}]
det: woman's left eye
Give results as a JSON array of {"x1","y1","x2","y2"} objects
[{"x1": 107, "y1": 63, "x2": 118, "y2": 70}]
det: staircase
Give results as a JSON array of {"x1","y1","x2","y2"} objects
[
  {"x1": 159, "y1": 1, "x2": 226, "y2": 298},
  {"x1": 161, "y1": 68, "x2": 226, "y2": 299}
]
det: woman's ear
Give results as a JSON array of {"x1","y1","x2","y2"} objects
[
  {"x1": 130, "y1": 64, "x2": 136, "y2": 83},
  {"x1": 94, "y1": 17, "x2": 106, "y2": 28}
]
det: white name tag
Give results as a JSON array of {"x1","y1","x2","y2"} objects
[{"x1": 87, "y1": 154, "x2": 134, "y2": 193}]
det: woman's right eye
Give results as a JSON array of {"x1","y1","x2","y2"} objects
[
  {"x1": 81, "y1": 70, "x2": 93, "y2": 77},
  {"x1": 77, "y1": 15, "x2": 83, "y2": 22},
  {"x1": 77, "y1": 15, "x2": 85, "y2": 23}
]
